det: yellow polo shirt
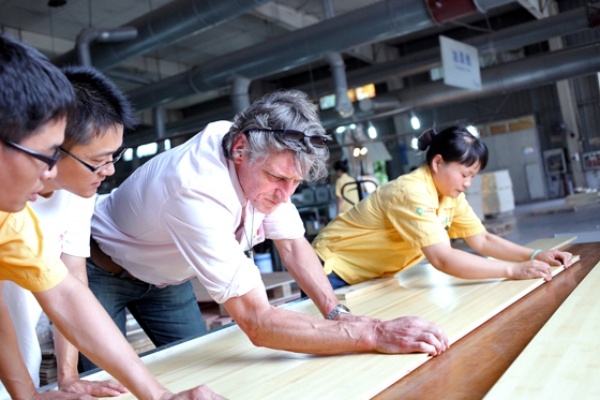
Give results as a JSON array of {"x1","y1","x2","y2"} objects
[
  {"x1": 313, "y1": 165, "x2": 485, "y2": 284},
  {"x1": 0, "y1": 205, "x2": 68, "y2": 292}
]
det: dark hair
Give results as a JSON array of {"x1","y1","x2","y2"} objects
[
  {"x1": 222, "y1": 89, "x2": 329, "y2": 182},
  {"x1": 333, "y1": 159, "x2": 349, "y2": 173},
  {"x1": 0, "y1": 33, "x2": 75, "y2": 143},
  {"x1": 417, "y1": 125, "x2": 488, "y2": 170},
  {"x1": 61, "y1": 65, "x2": 137, "y2": 148}
]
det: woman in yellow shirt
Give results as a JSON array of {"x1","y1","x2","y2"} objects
[
  {"x1": 333, "y1": 159, "x2": 359, "y2": 215},
  {"x1": 314, "y1": 125, "x2": 572, "y2": 289}
]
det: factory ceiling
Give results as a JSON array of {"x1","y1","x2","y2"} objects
[{"x1": 1, "y1": 0, "x2": 599, "y2": 147}]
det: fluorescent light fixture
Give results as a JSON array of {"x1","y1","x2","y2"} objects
[
  {"x1": 367, "y1": 121, "x2": 377, "y2": 139},
  {"x1": 466, "y1": 125, "x2": 480, "y2": 137},
  {"x1": 353, "y1": 147, "x2": 361, "y2": 157},
  {"x1": 136, "y1": 142, "x2": 158, "y2": 158},
  {"x1": 410, "y1": 112, "x2": 421, "y2": 130},
  {"x1": 335, "y1": 126, "x2": 346, "y2": 134},
  {"x1": 410, "y1": 137, "x2": 419, "y2": 150},
  {"x1": 123, "y1": 148, "x2": 134, "y2": 162},
  {"x1": 360, "y1": 147, "x2": 368, "y2": 156}
]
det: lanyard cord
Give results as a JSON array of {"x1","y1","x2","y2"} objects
[{"x1": 242, "y1": 205, "x2": 255, "y2": 259}]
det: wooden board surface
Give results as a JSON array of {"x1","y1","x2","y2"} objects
[
  {"x1": 485, "y1": 259, "x2": 600, "y2": 400},
  {"x1": 82, "y1": 238, "x2": 581, "y2": 399},
  {"x1": 373, "y1": 242, "x2": 597, "y2": 400}
]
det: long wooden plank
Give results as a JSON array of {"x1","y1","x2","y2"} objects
[
  {"x1": 485, "y1": 259, "x2": 600, "y2": 400},
  {"x1": 82, "y1": 238, "x2": 579, "y2": 399},
  {"x1": 374, "y1": 243, "x2": 597, "y2": 400}
]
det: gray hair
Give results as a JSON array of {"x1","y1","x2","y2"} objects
[{"x1": 222, "y1": 89, "x2": 329, "y2": 182}]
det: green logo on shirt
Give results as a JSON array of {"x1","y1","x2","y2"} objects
[{"x1": 416, "y1": 207, "x2": 424, "y2": 215}]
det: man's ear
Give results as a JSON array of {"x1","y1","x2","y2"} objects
[{"x1": 232, "y1": 134, "x2": 247, "y2": 164}]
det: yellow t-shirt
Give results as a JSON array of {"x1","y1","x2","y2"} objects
[
  {"x1": 335, "y1": 173, "x2": 360, "y2": 215},
  {"x1": 313, "y1": 165, "x2": 485, "y2": 285},
  {"x1": 0, "y1": 205, "x2": 68, "y2": 292}
]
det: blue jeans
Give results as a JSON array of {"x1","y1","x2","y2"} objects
[
  {"x1": 80, "y1": 259, "x2": 206, "y2": 372},
  {"x1": 327, "y1": 271, "x2": 349, "y2": 290}
]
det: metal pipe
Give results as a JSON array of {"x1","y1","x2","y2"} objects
[
  {"x1": 55, "y1": 0, "x2": 271, "y2": 69},
  {"x1": 231, "y1": 75, "x2": 251, "y2": 113},
  {"x1": 295, "y1": 7, "x2": 591, "y2": 96},
  {"x1": 125, "y1": 6, "x2": 591, "y2": 145},
  {"x1": 324, "y1": 52, "x2": 354, "y2": 118},
  {"x1": 128, "y1": 0, "x2": 517, "y2": 111},
  {"x1": 355, "y1": 43, "x2": 600, "y2": 123},
  {"x1": 76, "y1": 27, "x2": 138, "y2": 66}
]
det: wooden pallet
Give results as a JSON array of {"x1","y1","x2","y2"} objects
[{"x1": 483, "y1": 212, "x2": 516, "y2": 236}]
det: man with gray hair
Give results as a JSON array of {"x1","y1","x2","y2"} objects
[{"x1": 85, "y1": 89, "x2": 448, "y2": 369}]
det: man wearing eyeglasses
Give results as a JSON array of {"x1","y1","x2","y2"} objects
[
  {"x1": 0, "y1": 33, "x2": 223, "y2": 400},
  {"x1": 86, "y1": 89, "x2": 448, "y2": 368},
  {"x1": 2, "y1": 64, "x2": 136, "y2": 399}
]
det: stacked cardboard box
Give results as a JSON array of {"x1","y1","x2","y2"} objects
[
  {"x1": 465, "y1": 174, "x2": 484, "y2": 221},
  {"x1": 481, "y1": 170, "x2": 515, "y2": 217}
]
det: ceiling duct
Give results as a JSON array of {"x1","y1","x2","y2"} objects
[
  {"x1": 125, "y1": 6, "x2": 593, "y2": 146},
  {"x1": 296, "y1": 7, "x2": 593, "y2": 96},
  {"x1": 350, "y1": 43, "x2": 600, "y2": 126},
  {"x1": 53, "y1": 0, "x2": 271, "y2": 69},
  {"x1": 127, "y1": 43, "x2": 600, "y2": 147},
  {"x1": 127, "y1": 0, "x2": 517, "y2": 111}
]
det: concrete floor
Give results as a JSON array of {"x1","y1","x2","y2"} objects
[{"x1": 500, "y1": 198, "x2": 600, "y2": 245}]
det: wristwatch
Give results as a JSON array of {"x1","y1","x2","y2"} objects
[{"x1": 326, "y1": 304, "x2": 351, "y2": 320}]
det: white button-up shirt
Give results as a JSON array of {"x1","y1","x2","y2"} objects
[{"x1": 91, "y1": 121, "x2": 305, "y2": 303}]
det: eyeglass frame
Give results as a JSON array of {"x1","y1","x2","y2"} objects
[
  {"x1": 2, "y1": 139, "x2": 62, "y2": 170},
  {"x1": 59, "y1": 146, "x2": 127, "y2": 173},
  {"x1": 245, "y1": 129, "x2": 330, "y2": 148}
]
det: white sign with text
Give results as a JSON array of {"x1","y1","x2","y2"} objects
[{"x1": 440, "y1": 35, "x2": 481, "y2": 90}]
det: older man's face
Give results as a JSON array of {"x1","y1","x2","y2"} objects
[{"x1": 234, "y1": 141, "x2": 304, "y2": 214}]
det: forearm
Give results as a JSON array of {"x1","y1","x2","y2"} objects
[
  {"x1": 0, "y1": 285, "x2": 38, "y2": 400},
  {"x1": 468, "y1": 232, "x2": 533, "y2": 262},
  {"x1": 233, "y1": 297, "x2": 375, "y2": 354},
  {"x1": 430, "y1": 247, "x2": 513, "y2": 280},
  {"x1": 53, "y1": 325, "x2": 80, "y2": 387},
  {"x1": 55, "y1": 254, "x2": 87, "y2": 386},
  {"x1": 35, "y1": 275, "x2": 170, "y2": 400},
  {"x1": 274, "y1": 238, "x2": 339, "y2": 317}
]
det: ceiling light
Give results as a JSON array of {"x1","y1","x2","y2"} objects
[
  {"x1": 410, "y1": 137, "x2": 419, "y2": 150},
  {"x1": 410, "y1": 112, "x2": 421, "y2": 130},
  {"x1": 367, "y1": 121, "x2": 377, "y2": 139},
  {"x1": 466, "y1": 125, "x2": 480, "y2": 137}
]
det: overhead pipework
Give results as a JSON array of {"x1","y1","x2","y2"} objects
[
  {"x1": 126, "y1": 0, "x2": 519, "y2": 111},
  {"x1": 54, "y1": 0, "x2": 272, "y2": 70}
]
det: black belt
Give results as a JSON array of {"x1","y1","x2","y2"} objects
[{"x1": 89, "y1": 238, "x2": 140, "y2": 281}]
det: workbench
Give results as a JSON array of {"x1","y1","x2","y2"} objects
[{"x1": 83, "y1": 240, "x2": 599, "y2": 399}]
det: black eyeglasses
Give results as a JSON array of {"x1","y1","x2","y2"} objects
[
  {"x1": 246, "y1": 129, "x2": 330, "y2": 148},
  {"x1": 2, "y1": 139, "x2": 62, "y2": 170},
  {"x1": 59, "y1": 146, "x2": 127, "y2": 173}
]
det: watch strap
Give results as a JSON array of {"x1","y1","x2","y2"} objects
[{"x1": 326, "y1": 304, "x2": 351, "y2": 320}]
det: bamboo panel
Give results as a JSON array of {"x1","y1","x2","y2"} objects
[
  {"x1": 84, "y1": 238, "x2": 577, "y2": 399},
  {"x1": 485, "y1": 260, "x2": 600, "y2": 400}
]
